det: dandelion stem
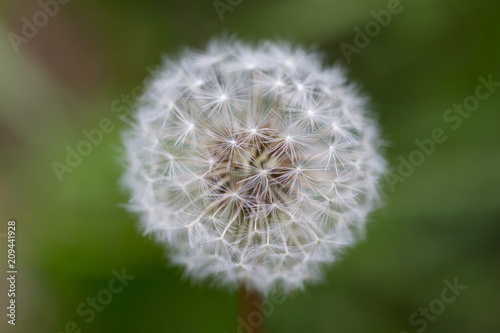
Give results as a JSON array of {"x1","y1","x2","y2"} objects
[{"x1": 238, "y1": 287, "x2": 265, "y2": 333}]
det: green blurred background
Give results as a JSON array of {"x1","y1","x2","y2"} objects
[{"x1": 1, "y1": 0, "x2": 499, "y2": 332}]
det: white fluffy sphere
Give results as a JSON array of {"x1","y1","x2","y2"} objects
[{"x1": 122, "y1": 39, "x2": 386, "y2": 295}]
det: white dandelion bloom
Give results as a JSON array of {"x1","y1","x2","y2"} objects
[{"x1": 122, "y1": 38, "x2": 386, "y2": 295}]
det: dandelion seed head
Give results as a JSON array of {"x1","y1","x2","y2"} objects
[{"x1": 122, "y1": 38, "x2": 386, "y2": 296}]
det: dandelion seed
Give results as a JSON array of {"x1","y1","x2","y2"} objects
[{"x1": 122, "y1": 38, "x2": 386, "y2": 296}]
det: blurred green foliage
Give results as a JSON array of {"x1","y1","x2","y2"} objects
[{"x1": 0, "y1": 0, "x2": 499, "y2": 332}]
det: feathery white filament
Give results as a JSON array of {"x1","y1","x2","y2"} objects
[{"x1": 122, "y1": 39, "x2": 386, "y2": 295}]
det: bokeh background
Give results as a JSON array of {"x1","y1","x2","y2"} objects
[{"x1": 1, "y1": 0, "x2": 499, "y2": 332}]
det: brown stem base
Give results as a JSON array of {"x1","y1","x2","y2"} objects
[{"x1": 238, "y1": 286, "x2": 265, "y2": 333}]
